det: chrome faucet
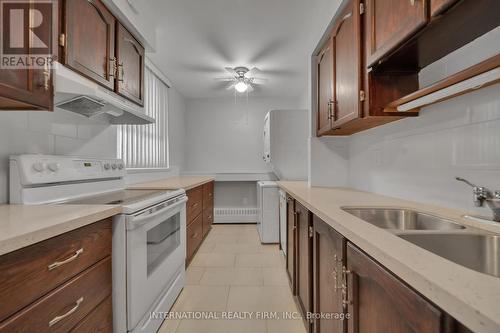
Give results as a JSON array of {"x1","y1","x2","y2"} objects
[{"x1": 455, "y1": 177, "x2": 500, "y2": 222}]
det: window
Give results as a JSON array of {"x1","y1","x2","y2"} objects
[{"x1": 117, "y1": 66, "x2": 169, "y2": 169}]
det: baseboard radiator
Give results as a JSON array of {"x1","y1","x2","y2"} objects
[{"x1": 214, "y1": 207, "x2": 259, "y2": 224}]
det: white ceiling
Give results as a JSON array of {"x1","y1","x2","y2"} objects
[{"x1": 144, "y1": 0, "x2": 341, "y2": 99}]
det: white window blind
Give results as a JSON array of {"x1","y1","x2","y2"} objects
[{"x1": 117, "y1": 67, "x2": 169, "y2": 169}]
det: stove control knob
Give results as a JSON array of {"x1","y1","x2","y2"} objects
[
  {"x1": 104, "y1": 163, "x2": 110, "y2": 170},
  {"x1": 47, "y1": 162, "x2": 60, "y2": 172},
  {"x1": 111, "y1": 163, "x2": 117, "y2": 170},
  {"x1": 118, "y1": 163, "x2": 124, "y2": 170},
  {"x1": 33, "y1": 162, "x2": 45, "y2": 172}
]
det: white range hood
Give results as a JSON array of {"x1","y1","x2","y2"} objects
[{"x1": 53, "y1": 62, "x2": 154, "y2": 125}]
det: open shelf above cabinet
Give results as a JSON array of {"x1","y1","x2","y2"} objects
[{"x1": 385, "y1": 54, "x2": 500, "y2": 113}]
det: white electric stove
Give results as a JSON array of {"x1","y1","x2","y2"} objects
[{"x1": 9, "y1": 155, "x2": 187, "y2": 333}]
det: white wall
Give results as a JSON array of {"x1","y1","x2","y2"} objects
[
  {"x1": 183, "y1": 96, "x2": 301, "y2": 174},
  {"x1": 183, "y1": 96, "x2": 301, "y2": 209},
  {"x1": 309, "y1": 27, "x2": 500, "y2": 218},
  {"x1": 214, "y1": 182, "x2": 258, "y2": 208},
  {"x1": 0, "y1": 86, "x2": 187, "y2": 203}
]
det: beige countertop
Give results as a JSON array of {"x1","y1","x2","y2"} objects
[
  {"x1": 128, "y1": 175, "x2": 215, "y2": 191},
  {"x1": 278, "y1": 181, "x2": 500, "y2": 333},
  {"x1": 0, "y1": 204, "x2": 121, "y2": 256}
]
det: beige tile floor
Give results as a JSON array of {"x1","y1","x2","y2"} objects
[{"x1": 158, "y1": 224, "x2": 307, "y2": 333}]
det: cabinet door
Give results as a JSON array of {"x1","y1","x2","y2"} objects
[
  {"x1": 64, "y1": 0, "x2": 115, "y2": 89},
  {"x1": 346, "y1": 243, "x2": 444, "y2": 333},
  {"x1": 202, "y1": 208, "x2": 213, "y2": 238},
  {"x1": 296, "y1": 201, "x2": 313, "y2": 329},
  {"x1": 116, "y1": 23, "x2": 144, "y2": 106},
  {"x1": 0, "y1": 68, "x2": 53, "y2": 110},
  {"x1": 286, "y1": 195, "x2": 296, "y2": 294},
  {"x1": 332, "y1": 0, "x2": 362, "y2": 128},
  {"x1": 317, "y1": 37, "x2": 334, "y2": 136},
  {"x1": 313, "y1": 215, "x2": 346, "y2": 333},
  {"x1": 366, "y1": 0, "x2": 428, "y2": 67},
  {"x1": 186, "y1": 214, "x2": 203, "y2": 264},
  {"x1": 0, "y1": 0, "x2": 53, "y2": 111}
]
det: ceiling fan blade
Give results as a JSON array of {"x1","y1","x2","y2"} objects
[
  {"x1": 224, "y1": 67, "x2": 238, "y2": 76},
  {"x1": 226, "y1": 82, "x2": 236, "y2": 90},
  {"x1": 214, "y1": 77, "x2": 235, "y2": 82},
  {"x1": 247, "y1": 84, "x2": 254, "y2": 92},
  {"x1": 252, "y1": 77, "x2": 268, "y2": 85},
  {"x1": 246, "y1": 67, "x2": 261, "y2": 77}
]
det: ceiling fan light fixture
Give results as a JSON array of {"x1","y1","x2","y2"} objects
[{"x1": 235, "y1": 81, "x2": 248, "y2": 93}]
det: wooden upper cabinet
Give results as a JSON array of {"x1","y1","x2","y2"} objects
[
  {"x1": 332, "y1": 0, "x2": 362, "y2": 128},
  {"x1": 366, "y1": 0, "x2": 429, "y2": 67},
  {"x1": 430, "y1": 0, "x2": 458, "y2": 17},
  {"x1": 64, "y1": 0, "x2": 116, "y2": 89},
  {"x1": 116, "y1": 23, "x2": 145, "y2": 106},
  {"x1": 313, "y1": 215, "x2": 346, "y2": 333},
  {"x1": 317, "y1": 37, "x2": 334, "y2": 136},
  {"x1": 0, "y1": 0, "x2": 53, "y2": 111},
  {"x1": 0, "y1": 68, "x2": 53, "y2": 110},
  {"x1": 346, "y1": 243, "x2": 445, "y2": 333}
]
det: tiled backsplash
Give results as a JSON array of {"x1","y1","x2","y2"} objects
[
  {"x1": 348, "y1": 84, "x2": 500, "y2": 218},
  {"x1": 0, "y1": 109, "x2": 117, "y2": 203}
]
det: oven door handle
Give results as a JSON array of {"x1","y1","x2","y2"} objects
[{"x1": 128, "y1": 196, "x2": 188, "y2": 230}]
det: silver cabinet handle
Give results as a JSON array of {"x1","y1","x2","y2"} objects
[
  {"x1": 49, "y1": 297, "x2": 84, "y2": 327},
  {"x1": 410, "y1": 0, "x2": 416, "y2": 5},
  {"x1": 117, "y1": 62, "x2": 124, "y2": 82},
  {"x1": 48, "y1": 248, "x2": 84, "y2": 271},
  {"x1": 109, "y1": 57, "x2": 117, "y2": 78},
  {"x1": 341, "y1": 266, "x2": 352, "y2": 308}
]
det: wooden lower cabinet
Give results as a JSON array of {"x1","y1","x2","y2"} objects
[
  {"x1": 346, "y1": 243, "x2": 445, "y2": 333},
  {"x1": 286, "y1": 195, "x2": 296, "y2": 293},
  {"x1": 284, "y1": 191, "x2": 474, "y2": 333},
  {"x1": 186, "y1": 181, "x2": 214, "y2": 264},
  {"x1": 0, "y1": 219, "x2": 113, "y2": 333},
  {"x1": 186, "y1": 214, "x2": 203, "y2": 262},
  {"x1": 70, "y1": 296, "x2": 112, "y2": 333},
  {"x1": 313, "y1": 215, "x2": 346, "y2": 333},
  {"x1": 296, "y1": 201, "x2": 313, "y2": 330}
]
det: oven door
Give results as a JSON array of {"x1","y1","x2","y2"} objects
[{"x1": 126, "y1": 195, "x2": 187, "y2": 331}]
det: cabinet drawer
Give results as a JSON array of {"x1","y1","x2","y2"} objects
[
  {"x1": 0, "y1": 257, "x2": 112, "y2": 333},
  {"x1": 186, "y1": 186, "x2": 203, "y2": 223},
  {"x1": 0, "y1": 219, "x2": 112, "y2": 322},
  {"x1": 70, "y1": 296, "x2": 112, "y2": 333},
  {"x1": 186, "y1": 214, "x2": 203, "y2": 263},
  {"x1": 202, "y1": 181, "x2": 214, "y2": 210}
]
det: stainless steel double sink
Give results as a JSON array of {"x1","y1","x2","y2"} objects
[{"x1": 342, "y1": 207, "x2": 500, "y2": 278}]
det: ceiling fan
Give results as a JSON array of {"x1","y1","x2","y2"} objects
[{"x1": 215, "y1": 67, "x2": 268, "y2": 93}]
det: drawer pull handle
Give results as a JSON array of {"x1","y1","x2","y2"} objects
[
  {"x1": 48, "y1": 248, "x2": 84, "y2": 271},
  {"x1": 49, "y1": 297, "x2": 84, "y2": 327}
]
